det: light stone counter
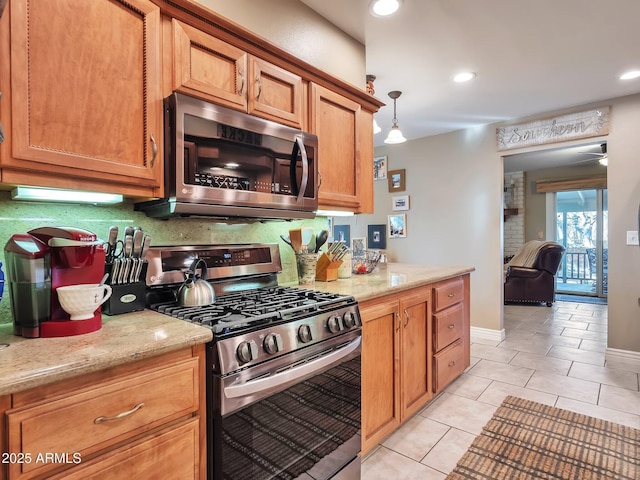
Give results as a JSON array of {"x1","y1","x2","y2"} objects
[
  {"x1": 0, "y1": 263, "x2": 471, "y2": 396},
  {"x1": 286, "y1": 263, "x2": 475, "y2": 302},
  {"x1": 0, "y1": 311, "x2": 212, "y2": 396}
]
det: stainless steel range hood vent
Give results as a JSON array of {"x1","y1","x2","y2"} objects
[{"x1": 134, "y1": 198, "x2": 316, "y2": 222}]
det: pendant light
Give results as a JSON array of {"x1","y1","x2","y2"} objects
[{"x1": 384, "y1": 91, "x2": 407, "y2": 144}]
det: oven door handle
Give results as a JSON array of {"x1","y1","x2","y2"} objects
[{"x1": 224, "y1": 336, "x2": 361, "y2": 399}]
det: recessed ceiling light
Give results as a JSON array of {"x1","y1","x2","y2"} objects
[
  {"x1": 620, "y1": 70, "x2": 640, "y2": 80},
  {"x1": 370, "y1": 0, "x2": 402, "y2": 17},
  {"x1": 453, "y1": 72, "x2": 477, "y2": 83}
]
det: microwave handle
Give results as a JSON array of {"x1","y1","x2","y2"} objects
[{"x1": 290, "y1": 135, "x2": 309, "y2": 203}]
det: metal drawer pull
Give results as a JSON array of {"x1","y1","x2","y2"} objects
[
  {"x1": 404, "y1": 309, "x2": 410, "y2": 327},
  {"x1": 94, "y1": 403, "x2": 145, "y2": 424},
  {"x1": 448, "y1": 293, "x2": 456, "y2": 297},
  {"x1": 448, "y1": 324, "x2": 456, "y2": 329},
  {"x1": 448, "y1": 360, "x2": 457, "y2": 367}
]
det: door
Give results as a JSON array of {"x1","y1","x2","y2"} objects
[{"x1": 555, "y1": 189, "x2": 608, "y2": 297}]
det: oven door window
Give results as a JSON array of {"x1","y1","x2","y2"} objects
[{"x1": 214, "y1": 353, "x2": 360, "y2": 480}]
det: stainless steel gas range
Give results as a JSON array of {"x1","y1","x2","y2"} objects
[{"x1": 145, "y1": 244, "x2": 362, "y2": 480}]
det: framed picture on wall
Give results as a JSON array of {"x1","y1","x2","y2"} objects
[
  {"x1": 374, "y1": 156, "x2": 388, "y2": 180},
  {"x1": 351, "y1": 237, "x2": 367, "y2": 257},
  {"x1": 326, "y1": 216, "x2": 334, "y2": 241},
  {"x1": 388, "y1": 214, "x2": 407, "y2": 238},
  {"x1": 388, "y1": 169, "x2": 406, "y2": 192},
  {"x1": 333, "y1": 224, "x2": 350, "y2": 244},
  {"x1": 392, "y1": 195, "x2": 410, "y2": 211},
  {"x1": 367, "y1": 224, "x2": 387, "y2": 249}
]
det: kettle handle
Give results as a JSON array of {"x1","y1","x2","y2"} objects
[{"x1": 189, "y1": 258, "x2": 208, "y2": 281}]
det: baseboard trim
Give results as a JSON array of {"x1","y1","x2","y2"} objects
[
  {"x1": 606, "y1": 347, "x2": 640, "y2": 368},
  {"x1": 471, "y1": 326, "x2": 506, "y2": 343}
]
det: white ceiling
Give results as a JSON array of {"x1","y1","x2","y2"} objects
[{"x1": 301, "y1": 0, "x2": 640, "y2": 161}]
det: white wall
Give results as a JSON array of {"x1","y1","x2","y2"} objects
[
  {"x1": 195, "y1": 0, "x2": 365, "y2": 87},
  {"x1": 341, "y1": 125, "x2": 505, "y2": 331}
]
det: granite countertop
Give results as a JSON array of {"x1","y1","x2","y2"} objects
[
  {"x1": 0, "y1": 310, "x2": 212, "y2": 396},
  {"x1": 0, "y1": 263, "x2": 472, "y2": 396},
  {"x1": 287, "y1": 263, "x2": 475, "y2": 302}
]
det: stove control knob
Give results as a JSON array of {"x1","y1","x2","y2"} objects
[
  {"x1": 237, "y1": 340, "x2": 258, "y2": 364},
  {"x1": 298, "y1": 324, "x2": 313, "y2": 343},
  {"x1": 327, "y1": 315, "x2": 342, "y2": 333},
  {"x1": 263, "y1": 333, "x2": 283, "y2": 354},
  {"x1": 343, "y1": 311, "x2": 356, "y2": 328}
]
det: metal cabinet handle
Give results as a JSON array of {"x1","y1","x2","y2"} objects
[
  {"x1": 149, "y1": 134, "x2": 158, "y2": 168},
  {"x1": 256, "y1": 74, "x2": 262, "y2": 99},
  {"x1": 448, "y1": 360, "x2": 457, "y2": 367},
  {"x1": 448, "y1": 324, "x2": 456, "y2": 329},
  {"x1": 318, "y1": 171, "x2": 323, "y2": 189},
  {"x1": 404, "y1": 308, "x2": 410, "y2": 327},
  {"x1": 448, "y1": 293, "x2": 456, "y2": 298},
  {"x1": 238, "y1": 69, "x2": 245, "y2": 95},
  {"x1": 394, "y1": 311, "x2": 400, "y2": 332},
  {"x1": 94, "y1": 402, "x2": 144, "y2": 424}
]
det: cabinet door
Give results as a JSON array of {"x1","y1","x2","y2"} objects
[
  {"x1": 48, "y1": 419, "x2": 201, "y2": 480},
  {"x1": 248, "y1": 57, "x2": 304, "y2": 129},
  {"x1": 310, "y1": 83, "x2": 363, "y2": 211},
  {"x1": 172, "y1": 19, "x2": 248, "y2": 111},
  {"x1": 5, "y1": 0, "x2": 163, "y2": 195},
  {"x1": 400, "y1": 287, "x2": 433, "y2": 419},
  {"x1": 360, "y1": 299, "x2": 401, "y2": 454}
]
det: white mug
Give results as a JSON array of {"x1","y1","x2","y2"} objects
[{"x1": 56, "y1": 284, "x2": 112, "y2": 320}]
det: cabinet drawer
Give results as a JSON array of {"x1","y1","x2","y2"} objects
[
  {"x1": 433, "y1": 303, "x2": 463, "y2": 351},
  {"x1": 433, "y1": 278, "x2": 464, "y2": 312},
  {"x1": 433, "y1": 339, "x2": 466, "y2": 393},
  {"x1": 48, "y1": 418, "x2": 200, "y2": 480},
  {"x1": 7, "y1": 357, "x2": 199, "y2": 479}
]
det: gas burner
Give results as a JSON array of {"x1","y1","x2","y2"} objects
[{"x1": 219, "y1": 312, "x2": 247, "y2": 322}]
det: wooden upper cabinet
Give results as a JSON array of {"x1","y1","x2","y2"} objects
[
  {"x1": 171, "y1": 20, "x2": 304, "y2": 129},
  {"x1": 310, "y1": 83, "x2": 363, "y2": 211},
  {"x1": 172, "y1": 19, "x2": 248, "y2": 111},
  {"x1": 2, "y1": 0, "x2": 163, "y2": 196},
  {"x1": 248, "y1": 57, "x2": 304, "y2": 129}
]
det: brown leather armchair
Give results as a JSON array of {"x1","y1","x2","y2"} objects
[{"x1": 504, "y1": 242, "x2": 565, "y2": 307}]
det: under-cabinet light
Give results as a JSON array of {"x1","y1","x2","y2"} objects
[
  {"x1": 11, "y1": 187, "x2": 123, "y2": 205},
  {"x1": 316, "y1": 210, "x2": 355, "y2": 217}
]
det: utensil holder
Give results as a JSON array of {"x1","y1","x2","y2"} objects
[
  {"x1": 315, "y1": 253, "x2": 343, "y2": 282},
  {"x1": 102, "y1": 261, "x2": 147, "y2": 315}
]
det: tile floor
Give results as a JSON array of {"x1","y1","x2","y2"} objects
[{"x1": 361, "y1": 300, "x2": 640, "y2": 479}]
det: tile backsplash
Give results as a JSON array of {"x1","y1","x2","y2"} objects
[{"x1": 0, "y1": 191, "x2": 327, "y2": 324}]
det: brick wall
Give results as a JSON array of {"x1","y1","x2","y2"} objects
[{"x1": 504, "y1": 171, "x2": 524, "y2": 258}]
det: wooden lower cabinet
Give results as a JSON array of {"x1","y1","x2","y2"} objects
[
  {"x1": 1, "y1": 346, "x2": 206, "y2": 480},
  {"x1": 361, "y1": 299, "x2": 401, "y2": 453},
  {"x1": 361, "y1": 276, "x2": 470, "y2": 455},
  {"x1": 361, "y1": 285, "x2": 433, "y2": 454}
]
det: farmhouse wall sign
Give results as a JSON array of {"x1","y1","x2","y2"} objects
[{"x1": 496, "y1": 107, "x2": 610, "y2": 151}]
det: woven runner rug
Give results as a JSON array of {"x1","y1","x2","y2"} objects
[{"x1": 446, "y1": 396, "x2": 640, "y2": 480}]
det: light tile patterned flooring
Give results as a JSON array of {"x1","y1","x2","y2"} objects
[{"x1": 361, "y1": 301, "x2": 640, "y2": 479}]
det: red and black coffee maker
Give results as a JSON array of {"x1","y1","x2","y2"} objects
[{"x1": 3, "y1": 226, "x2": 106, "y2": 337}]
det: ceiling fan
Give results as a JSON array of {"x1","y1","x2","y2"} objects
[{"x1": 578, "y1": 143, "x2": 608, "y2": 166}]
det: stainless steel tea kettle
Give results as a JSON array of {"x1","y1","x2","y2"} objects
[{"x1": 178, "y1": 258, "x2": 215, "y2": 307}]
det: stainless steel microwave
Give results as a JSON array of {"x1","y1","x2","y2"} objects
[{"x1": 136, "y1": 93, "x2": 318, "y2": 220}]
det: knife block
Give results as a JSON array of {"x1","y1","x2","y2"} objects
[
  {"x1": 315, "y1": 253, "x2": 343, "y2": 282},
  {"x1": 102, "y1": 261, "x2": 147, "y2": 315}
]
